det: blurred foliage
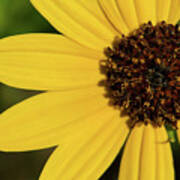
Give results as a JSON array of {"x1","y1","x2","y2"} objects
[
  {"x1": 0, "y1": 0, "x2": 58, "y2": 38},
  {"x1": 0, "y1": 0, "x2": 179, "y2": 179}
]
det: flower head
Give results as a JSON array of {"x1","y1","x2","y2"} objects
[
  {"x1": 0, "y1": 0, "x2": 179, "y2": 180},
  {"x1": 101, "y1": 21, "x2": 180, "y2": 128}
]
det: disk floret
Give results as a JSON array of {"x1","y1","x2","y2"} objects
[{"x1": 101, "y1": 21, "x2": 180, "y2": 128}]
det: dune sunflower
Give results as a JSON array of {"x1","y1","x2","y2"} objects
[{"x1": 0, "y1": 0, "x2": 179, "y2": 179}]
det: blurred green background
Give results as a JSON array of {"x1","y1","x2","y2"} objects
[{"x1": 0, "y1": 0, "x2": 179, "y2": 180}]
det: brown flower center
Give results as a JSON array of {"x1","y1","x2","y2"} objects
[{"x1": 100, "y1": 21, "x2": 180, "y2": 128}]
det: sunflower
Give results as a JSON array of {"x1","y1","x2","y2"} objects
[{"x1": 0, "y1": 0, "x2": 179, "y2": 179}]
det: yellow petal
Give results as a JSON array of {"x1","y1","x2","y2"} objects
[
  {"x1": 156, "y1": 0, "x2": 171, "y2": 21},
  {"x1": 117, "y1": 0, "x2": 139, "y2": 31},
  {"x1": 30, "y1": 0, "x2": 115, "y2": 50},
  {"x1": 155, "y1": 127, "x2": 174, "y2": 180},
  {"x1": 134, "y1": 0, "x2": 157, "y2": 24},
  {"x1": 119, "y1": 124, "x2": 174, "y2": 180},
  {"x1": 0, "y1": 34, "x2": 102, "y2": 91},
  {"x1": 119, "y1": 124, "x2": 145, "y2": 180},
  {"x1": 177, "y1": 121, "x2": 180, "y2": 142},
  {"x1": 167, "y1": 0, "x2": 180, "y2": 24},
  {"x1": 0, "y1": 33, "x2": 101, "y2": 59},
  {"x1": 39, "y1": 111, "x2": 129, "y2": 180},
  {"x1": 98, "y1": 0, "x2": 130, "y2": 35},
  {"x1": 76, "y1": 0, "x2": 119, "y2": 37},
  {"x1": 0, "y1": 86, "x2": 116, "y2": 151}
]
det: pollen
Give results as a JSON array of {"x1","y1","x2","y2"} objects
[{"x1": 101, "y1": 21, "x2": 180, "y2": 128}]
